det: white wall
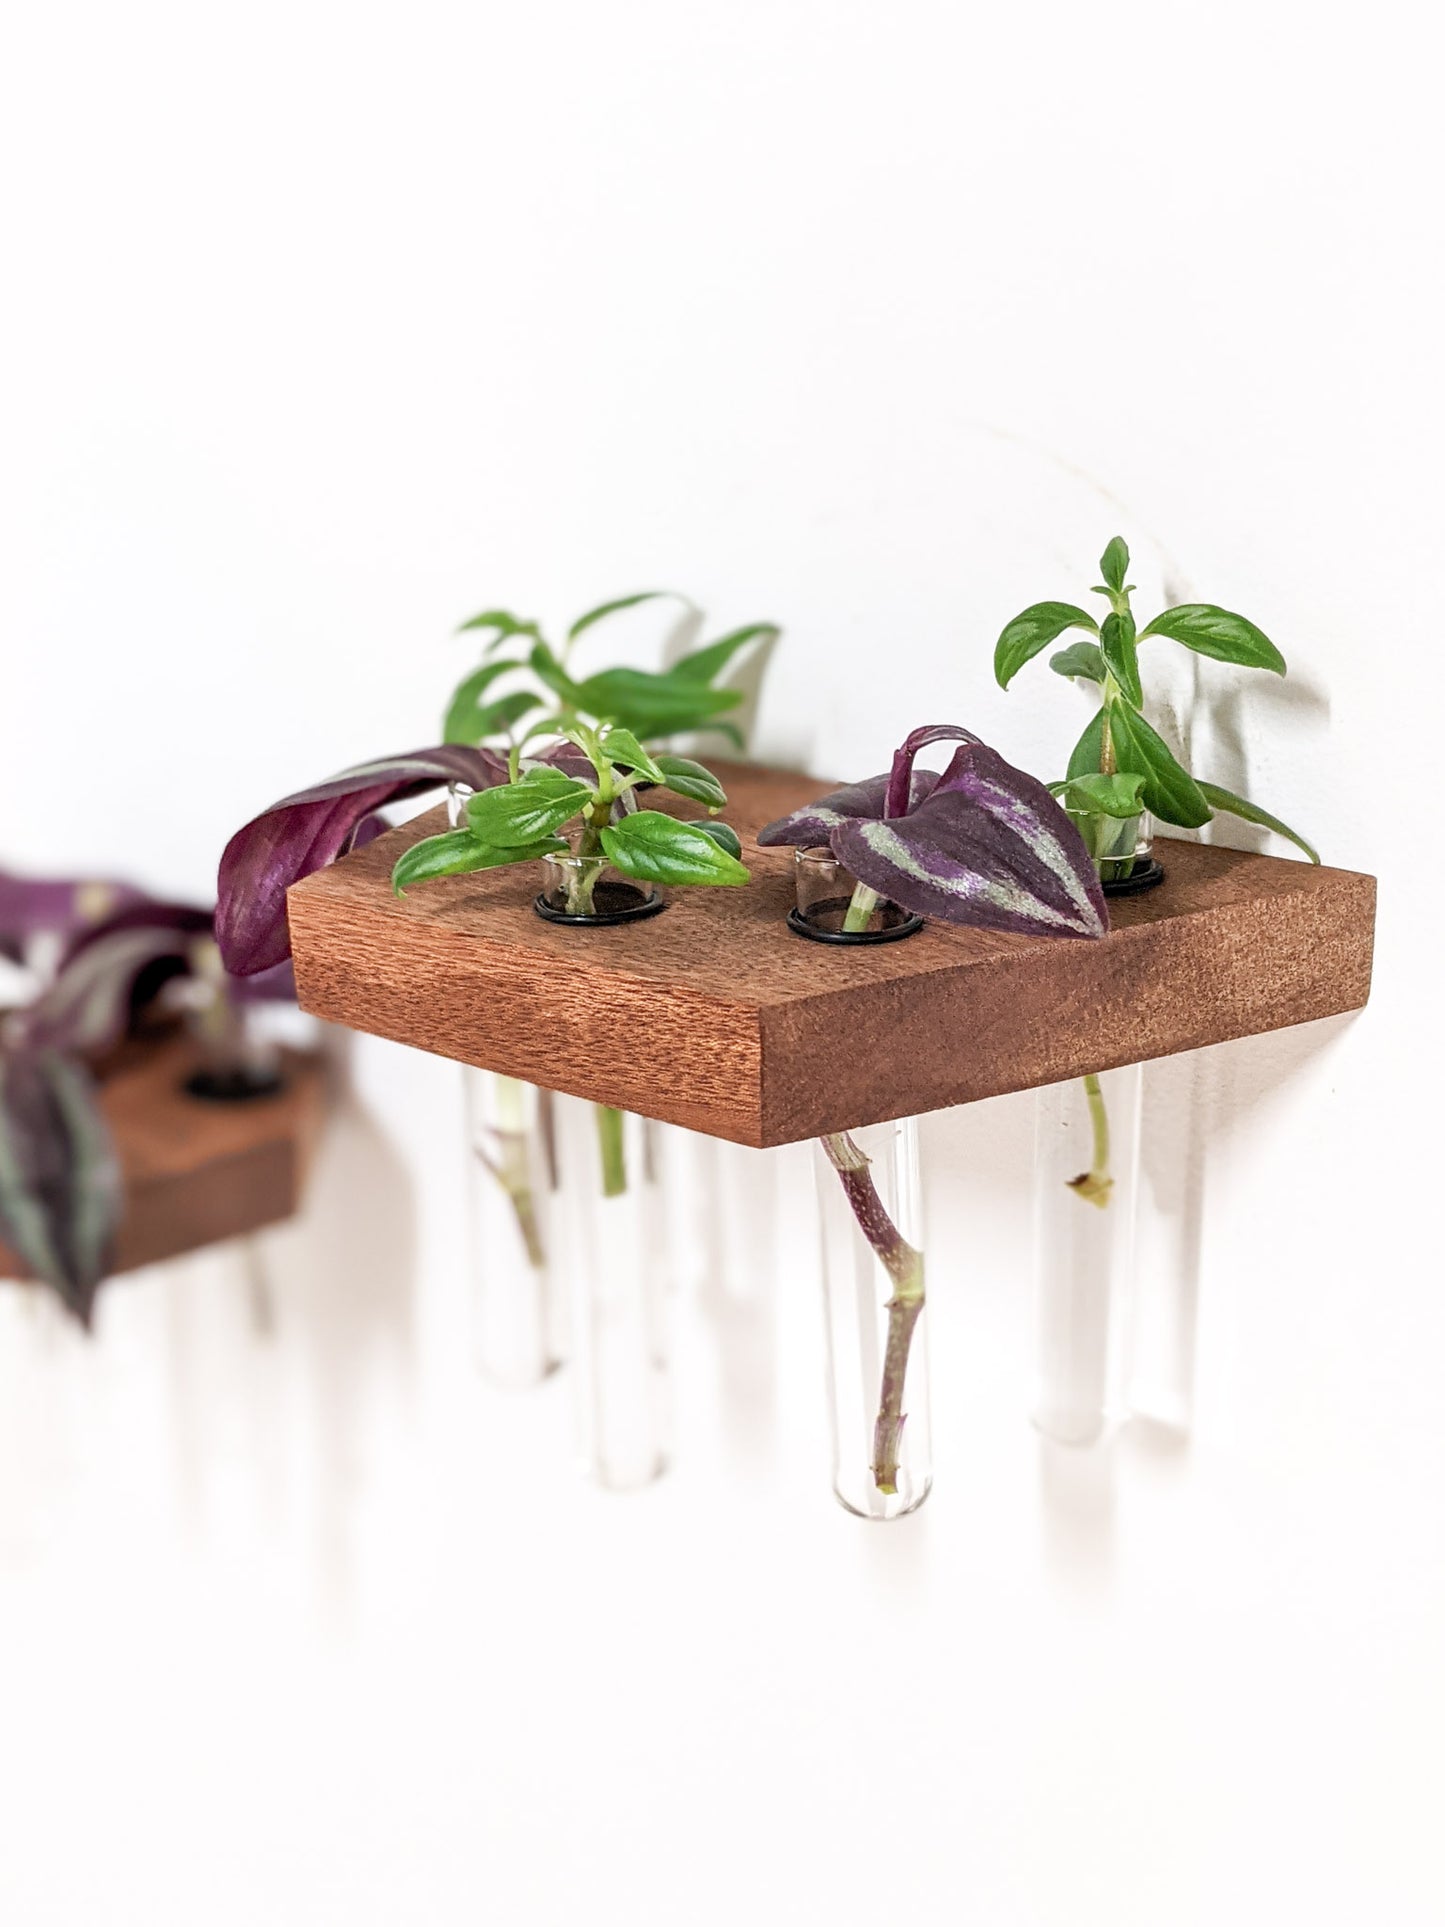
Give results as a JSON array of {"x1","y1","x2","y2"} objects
[{"x1": 3, "y1": 4, "x2": 1441, "y2": 1922}]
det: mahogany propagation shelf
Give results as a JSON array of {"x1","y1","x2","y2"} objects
[
  {"x1": 0, "y1": 1036, "x2": 326, "y2": 1281},
  {"x1": 284, "y1": 761, "x2": 1375, "y2": 1147}
]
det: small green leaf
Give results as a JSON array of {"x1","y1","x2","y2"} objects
[
  {"x1": 694, "y1": 821, "x2": 742, "y2": 859},
  {"x1": 567, "y1": 591, "x2": 676, "y2": 643},
  {"x1": 994, "y1": 603, "x2": 1099, "y2": 688},
  {"x1": 598, "y1": 726, "x2": 665, "y2": 783},
  {"x1": 1106, "y1": 703, "x2": 1212, "y2": 827},
  {"x1": 455, "y1": 609, "x2": 543, "y2": 657},
  {"x1": 653, "y1": 754, "x2": 727, "y2": 808},
  {"x1": 1058, "y1": 771, "x2": 1148, "y2": 818},
  {"x1": 1195, "y1": 781, "x2": 1320, "y2": 863},
  {"x1": 391, "y1": 830, "x2": 565, "y2": 895},
  {"x1": 601, "y1": 811, "x2": 750, "y2": 887},
  {"x1": 1066, "y1": 708, "x2": 1107, "y2": 780},
  {"x1": 1049, "y1": 640, "x2": 1106, "y2": 683},
  {"x1": 1099, "y1": 609, "x2": 1143, "y2": 708},
  {"x1": 1138, "y1": 603, "x2": 1286, "y2": 674},
  {"x1": 465, "y1": 774, "x2": 592, "y2": 847},
  {"x1": 1099, "y1": 537, "x2": 1130, "y2": 593},
  {"x1": 670, "y1": 623, "x2": 781, "y2": 684}
]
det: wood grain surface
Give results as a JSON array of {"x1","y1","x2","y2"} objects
[
  {"x1": 285, "y1": 761, "x2": 1376, "y2": 1145},
  {"x1": 0, "y1": 1036, "x2": 326, "y2": 1281}
]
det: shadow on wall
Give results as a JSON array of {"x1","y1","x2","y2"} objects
[
  {"x1": 1130, "y1": 1012, "x2": 1359, "y2": 1444},
  {"x1": 162, "y1": 1029, "x2": 419, "y2": 1611},
  {"x1": 1032, "y1": 1011, "x2": 1362, "y2": 1592}
]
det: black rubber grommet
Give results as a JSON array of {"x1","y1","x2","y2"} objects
[
  {"x1": 183, "y1": 1067, "x2": 288, "y2": 1103},
  {"x1": 1101, "y1": 859, "x2": 1166, "y2": 898},
  {"x1": 786, "y1": 906, "x2": 925, "y2": 945},
  {"x1": 533, "y1": 887, "x2": 666, "y2": 926}
]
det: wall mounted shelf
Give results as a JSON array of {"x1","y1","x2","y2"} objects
[
  {"x1": 285, "y1": 761, "x2": 1375, "y2": 1147},
  {"x1": 0, "y1": 1035, "x2": 326, "y2": 1282}
]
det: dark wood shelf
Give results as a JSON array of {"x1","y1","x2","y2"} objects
[
  {"x1": 285, "y1": 761, "x2": 1375, "y2": 1146},
  {"x1": 0, "y1": 1035, "x2": 326, "y2": 1281}
]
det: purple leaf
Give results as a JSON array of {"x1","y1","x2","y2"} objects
[
  {"x1": 0, "y1": 871, "x2": 148, "y2": 960},
  {"x1": 834, "y1": 746, "x2": 1107, "y2": 938},
  {"x1": 883, "y1": 723, "x2": 983, "y2": 818},
  {"x1": 216, "y1": 746, "x2": 509, "y2": 976},
  {"x1": 23, "y1": 924, "x2": 204, "y2": 1057},
  {"x1": 756, "y1": 771, "x2": 939, "y2": 848},
  {"x1": 230, "y1": 957, "x2": 298, "y2": 1004},
  {"x1": 0, "y1": 1047, "x2": 121, "y2": 1325}
]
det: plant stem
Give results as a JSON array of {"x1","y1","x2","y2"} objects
[
  {"x1": 477, "y1": 1075, "x2": 547, "y2": 1267},
  {"x1": 596, "y1": 1103, "x2": 628, "y2": 1198},
  {"x1": 841, "y1": 880, "x2": 881, "y2": 933},
  {"x1": 565, "y1": 808, "x2": 609, "y2": 915},
  {"x1": 1067, "y1": 1071, "x2": 1114, "y2": 1209},
  {"x1": 820, "y1": 1130, "x2": 925, "y2": 1495}
]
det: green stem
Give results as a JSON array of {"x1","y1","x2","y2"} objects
[
  {"x1": 842, "y1": 880, "x2": 881, "y2": 934},
  {"x1": 478, "y1": 1075, "x2": 547, "y2": 1267},
  {"x1": 821, "y1": 1131, "x2": 925, "y2": 1496},
  {"x1": 1067, "y1": 1072, "x2": 1114, "y2": 1209},
  {"x1": 596, "y1": 1103, "x2": 627, "y2": 1198},
  {"x1": 565, "y1": 808, "x2": 609, "y2": 915}
]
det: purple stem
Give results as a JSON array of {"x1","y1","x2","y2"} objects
[
  {"x1": 883, "y1": 723, "x2": 983, "y2": 819},
  {"x1": 821, "y1": 1131, "x2": 926, "y2": 1495}
]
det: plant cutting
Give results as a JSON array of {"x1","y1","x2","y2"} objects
[
  {"x1": 392, "y1": 721, "x2": 748, "y2": 1202},
  {"x1": 994, "y1": 535, "x2": 1319, "y2": 1204},
  {"x1": 391, "y1": 721, "x2": 749, "y2": 913},
  {"x1": 994, "y1": 534, "x2": 1318, "y2": 883},
  {"x1": 440, "y1": 589, "x2": 779, "y2": 755},
  {"x1": 993, "y1": 537, "x2": 1320, "y2": 1444},
  {"x1": 434, "y1": 595, "x2": 780, "y2": 1383},
  {"x1": 759, "y1": 724, "x2": 1107, "y2": 1513},
  {"x1": 0, "y1": 880, "x2": 296, "y2": 1323}
]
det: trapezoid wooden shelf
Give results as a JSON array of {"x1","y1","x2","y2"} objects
[
  {"x1": 0, "y1": 1035, "x2": 327, "y2": 1283},
  {"x1": 285, "y1": 760, "x2": 1375, "y2": 1147}
]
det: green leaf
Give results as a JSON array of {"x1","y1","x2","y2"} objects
[
  {"x1": 670, "y1": 623, "x2": 781, "y2": 685},
  {"x1": 455, "y1": 609, "x2": 543, "y2": 656},
  {"x1": 994, "y1": 602, "x2": 1099, "y2": 688},
  {"x1": 567, "y1": 591, "x2": 676, "y2": 643},
  {"x1": 1049, "y1": 640, "x2": 1106, "y2": 683},
  {"x1": 442, "y1": 659, "x2": 519, "y2": 742},
  {"x1": 693, "y1": 821, "x2": 742, "y2": 859},
  {"x1": 601, "y1": 810, "x2": 750, "y2": 887},
  {"x1": 1099, "y1": 609, "x2": 1143, "y2": 707},
  {"x1": 1195, "y1": 781, "x2": 1320, "y2": 863},
  {"x1": 572, "y1": 666, "x2": 744, "y2": 737},
  {"x1": 1106, "y1": 702, "x2": 1212, "y2": 827},
  {"x1": 1138, "y1": 603, "x2": 1286, "y2": 674},
  {"x1": 443, "y1": 680, "x2": 543, "y2": 745},
  {"x1": 465, "y1": 773, "x2": 592, "y2": 847},
  {"x1": 598, "y1": 726, "x2": 665, "y2": 784},
  {"x1": 1058, "y1": 771, "x2": 1148, "y2": 818},
  {"x1": 653, "y1": 754, "x2": 727, "y2": 808},
  {"x1": 1099, "y1": 537, "x2": 1130, "y2": 593},
  {"x1": 529, "y1": 640, "x2": 587, "y2": 707},
  {"x1": 391, "y1": 830, "x2": 565, "y2": 895},
  {"x1": 1066, "y1": 708, "x2": 1107, "y2": 780}
]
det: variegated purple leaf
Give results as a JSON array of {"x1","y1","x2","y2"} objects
[
  {"x1": 22, "y1": 923, "x2": 206, "y2": 1057},
  {"x1": 0, "y1": 1047, "x2": 121, "y2": 1325},
  {"x1": 0, "y1": 872, "x2": 148, "y2": 961},
  {"x1": 216, "y1": 745, "x2": 509, "y2": 976},
  {"x1": 757, "y1": 770, "x2": 940, "y2": 848},
  {"x1": 882, "y1": 723, "x2": 984, "y2": 818},
  {"x1": 834, "y1": 745, "x2": 1107, "y2": 938}
]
